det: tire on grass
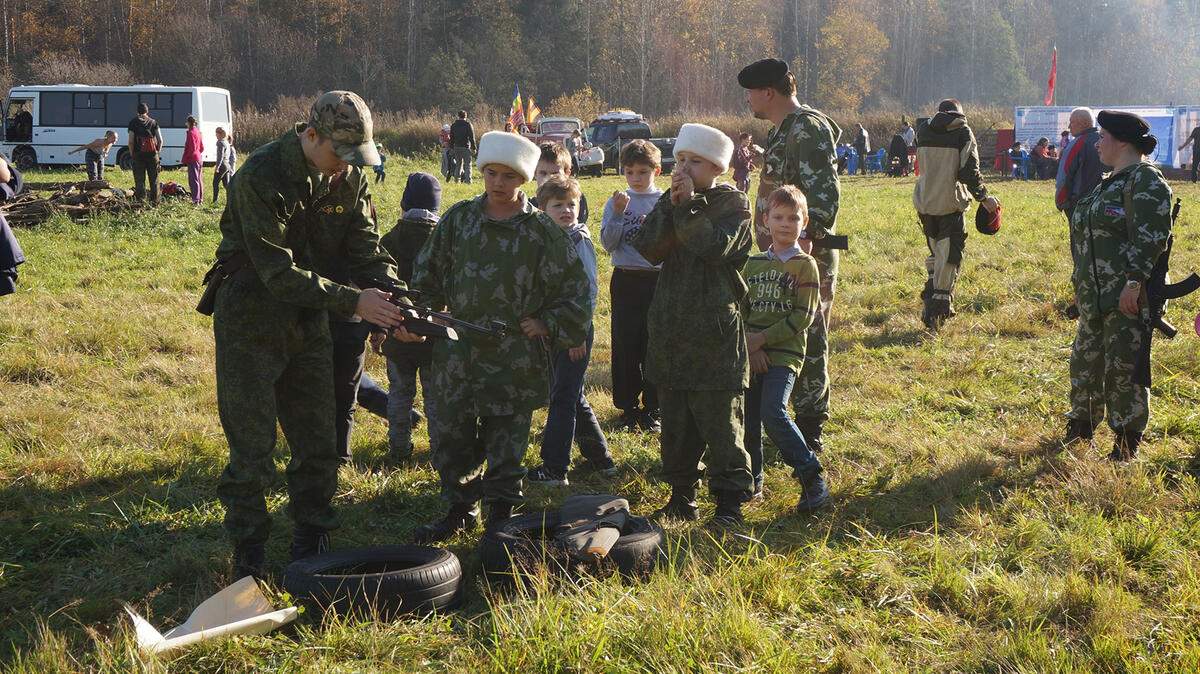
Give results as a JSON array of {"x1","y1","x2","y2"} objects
[
  {"x1": 283, "y1": 545, "x2": 462, "y2": 618},
  {"x1": 478, "y1": 509, "x2": 666, "y2": 581}
]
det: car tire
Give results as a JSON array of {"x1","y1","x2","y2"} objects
[
  {"x1": 12, "y1": 146, "x2": 36, "y2": 171},
  {"x1": 479, "y1": 510, "x2": 666, "y2": 581},
  {"x1": 283, "y1": 545, "x2": 462, "y2": 617}
]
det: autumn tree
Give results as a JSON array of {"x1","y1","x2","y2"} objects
[{"x1": 812, "y1": 4, "x2": 889, "y2": 110}]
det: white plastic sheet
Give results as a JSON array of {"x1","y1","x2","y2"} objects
[{"x1": 125, "y1": 576, "x2": 298, "y2": 654}]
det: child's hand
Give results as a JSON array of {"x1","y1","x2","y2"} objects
[
  {"x1": 568, "y1": 344, "x2": 587, "y2": 361},
  {"x1": 610, "y1": 190, "x2": 631, "y2": 214},
  {"x1": 749, "y1": 350, "x2": 770, "y2": 375},
  {"x1": 670, "y1": 171, "x2": 694, "y2": 205},
  {"x1": 798, "y1": 237, "x2": 813, "y2": 255},
  {"x1": 746, "y1": 331, "x2": 766, "y2": 352},
  {"x1": 520, "y1": 317, "x2": 549, "y2": 339}
]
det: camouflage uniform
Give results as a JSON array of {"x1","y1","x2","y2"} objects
[
  {"x1": 633, "y1": 185, "x2": 755, "y2": 499},
  {"x1": 1068, "y1": 162, "x2": 1172, "y2": 435},
  {"x1": 212, "y1": 120, "x2": 397, "y2": 547},
  {"x1": 755, "y1": 106, "x2": 842, "y2": 433},
  {"x1": 411, "y1": 193, "x2": 590, "y2": 508}
]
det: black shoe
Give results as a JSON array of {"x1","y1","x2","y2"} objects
[
  {"x1": 527, "y1": 465, "x2": 570, "y2": 486},
  {"x1": 617, "y1": 410, "x2": 640, "y2": 431},
  {"x1": 411, "y1": 408, "x2": 424, "y2": 428},
  {"x1": 637, "y1": 410, "x2": 662, "y2": 434},
  {"x1": 232, "y1": 542, "x2": 266, "y2": 579},
  {"x1": 486, "y1": 501, "x2": 516, "y2": 529},
  {"x1": 795, "y1": 467, "x2": 829, "y2": 513},
  {"x1": 1107, "y1": 429, "x2": 1141, "y2": 462},
  {"x1": 1063, "y1": 418, "x2": 1094, "y2": 445},
  {"x1": 708, "y1": 490, "x2": 744, "y2": 527},
  {"x1": 796, "y1": 417, "x2": 825, "y2": 454},
  {"x1": 290, "y1": 527, "x2": 330, "y2": 561},
  {"x1": 652, "y1": 488, "x2": 700, "y2": 521},
  {"x1": 412, "y1": 502, "x2": 479, "y2": 544},
  {"x1": 923, "y1": 298, "x2": 951, "y2": 330}
]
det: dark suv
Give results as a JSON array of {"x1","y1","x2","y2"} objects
[{"x1": 586, "y1": 112, "x2": 675, "y2": 174}]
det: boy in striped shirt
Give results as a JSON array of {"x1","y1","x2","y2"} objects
[{"x1": 743, "y1": 185, "x2": 829, "y2": 511}]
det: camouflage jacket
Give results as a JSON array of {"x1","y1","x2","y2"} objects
[
  {"x1": 633, "y1": 185, "x2": 754, "y2": 391},
  {"x1": 411, "y1": 193, "x2": 590, "y2": 415},
  {"x1": 214, "y1": 124, "x2": 398, "y2": 318},
  {"x1": 379, "y1": 210, "x2": 438, "y2": 360},
  {"x1": 1070, "y1": 162, "x2": 1172, "y2": 317},
  {"x1": 755, "y1": 106, "x2": 842, "y2": 253}
]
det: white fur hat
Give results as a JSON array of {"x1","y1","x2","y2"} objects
[
  {"x1": 476, "y1": 131, "x2": 540, "y2": 182},
  {"x1": 673, "y1": 123, "x2": 734, "y2": 173}
]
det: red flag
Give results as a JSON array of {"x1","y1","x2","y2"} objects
[{"x1": 1044, "y1": 47, "x2": 1057, "y2": 106}]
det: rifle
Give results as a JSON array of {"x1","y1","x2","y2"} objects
[
  {"x1": 807, "y1": 234, "x2": 849, "y2": 250},
  {"x1": 1133, "y1": 198, "x2": 1200, "y2": 387},
  {"x1": 367, "y1": 280, "x2": 509, "y2": 341}
]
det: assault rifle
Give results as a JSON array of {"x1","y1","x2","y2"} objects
[
  {"x1": 1133, "y1": 199, "x2": 1200, "y2": 387},
  {"x1": 808, "y1": 234, "x2": 849, "y2": 250},
  {"x1": 367, "y1": 280, "x2": 508, "y2": 341}
]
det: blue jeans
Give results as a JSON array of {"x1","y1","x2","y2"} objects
[
  {"x1": 386, "y1": 353, "x2": 435, "y2": 456},
  {"x1": 539, "y1": 327, "x2": 612, "y2": 473},
  {"x1": 745, "y1": 366, "x2": 821, "y2": 490}
]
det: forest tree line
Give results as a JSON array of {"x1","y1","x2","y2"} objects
[{"x1": 2, "y1": 0, "x2": 1197, "y2": 119}]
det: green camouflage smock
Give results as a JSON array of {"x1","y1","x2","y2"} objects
[
  {"x1": 411, "y1": 193, "x2": 591, "y2": 416},
  {"x1": 1067, "y1": 161, "x2": 1172, "y2": 433},
  {"x1": 211, "y1": 125, "x2": 398, "y2": 546},
  {"x1": 633, "y1": 184, "x2": 754, "y2": 391},
  {"x1": 1069, "y1": 162, "x2": 1173, "y2": 317}
]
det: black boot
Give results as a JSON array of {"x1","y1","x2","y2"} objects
[
  {"x1": 1107, "y1": 429, "x2": 1142, "y2": 462},
  {"x1": 708, "y1": 490, "x2": 744, "y2": 527},
  {"x1": 923, "y1": 297, "x2": 951, "y2": 330},
  {"x1": 1062, "y1": 418, "x2": 1094, "y2": 445},
  {"x1": 412, "y1": 502, "x2": 480, "y2": 544},
  {"x1": 485, "y1": 501, "x2": 516, "y2": 529},
  {"x1": 290, "y1": 526, "x2": 330, "y2": 561},
  {"x1": 232, "y1": 541, "x2": 266, "y2": 579},
  {"x1": 796, "y1": 417, "x2": 825, "y2": 454},
  {"x1": 795, "y1": 466, "x2": 829, "y2": 513},
  {"x1": 652, "y1": 487, "x2": 700, "y2": 521}
]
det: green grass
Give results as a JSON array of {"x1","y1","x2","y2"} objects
[{"x1": 2, "y1": 158, "x2": 1200, "y2": 672}]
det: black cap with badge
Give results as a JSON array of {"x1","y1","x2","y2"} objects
[{"x1": 738, "y1": 58, "x2": 791, "y2": 89}]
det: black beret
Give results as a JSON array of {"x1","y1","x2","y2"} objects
[
  {"x1": 738, "y1": 58, "x2": 790, "y2": 89},
  {"x1": 1098, "y1": 110, "x2": 1158, "y2": 154}
]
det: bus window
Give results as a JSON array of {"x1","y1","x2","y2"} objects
[
  {"x1": 107, "y1": 93, "x2": 137, "y2": 126},
  {"x1": 173, "y1": 93, "x2": 193, "y2": 127},
  {"x1": 201, "y1": 91, "x2": 230, "y2": 124},
  {"x1": 41, "y1": 92, "x2": 73, "y2": 125},
  {"x1": 6, "y1": 99, "x2": 33, "y2": 141},
  {"x1": 73, "y1": 93, "x2": 105, "y2": 126},
  {"x1": 138, "y1": 94, "x2": 172, "y2": 127}
]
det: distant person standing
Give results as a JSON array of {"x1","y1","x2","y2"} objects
[
  {"x1": 900, "y1": 119, "x2": 915, "y2": 148},
  {"x1": 448, "y1": 110, "x2": 476, "y2": 183},
  {"x1": 373, "y1": 143, "x2": 387, "y2": 184},
  {"x1": 128, "y1": 103, "x2": 164, "y2": 205},
  {"x1": 439, "y1": 124, "x2": 452, "y2": 180},
  {"x1": 68, "y1": 130, "x2": 118, "y2": 181},
  {"x1": 1176, "y1": 123, "x2": 1200, "y2": 183},
  {"x1": 853, "y1": 123, "x2": 870, "y2": 175},
  {"x1": 183, "y1": 116, "x2": 205, "y2": 205},
  {"x1": 731, "y1": 133, "x2": 759, "y2": 192},
  {"x1": 1056, "y1": 107, "x2": 1105, "y2": 219},
  {"x1": 213, "y1": 127, "x2": 233, "y2": 204}
]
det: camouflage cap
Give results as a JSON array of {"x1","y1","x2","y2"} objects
[{"x1": 308, "y1": 91, "x2": 381, "y2": 166}]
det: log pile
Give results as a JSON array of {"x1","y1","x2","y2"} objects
[{"x1": 1, "y1": 180, "x2": 138, "y2": 227}]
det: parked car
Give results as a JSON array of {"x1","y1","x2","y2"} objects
[
  {"x1": 585, "y1": 110, "x2": 675, "y2": 175},
  {"x1": 523, "y1": 116, "x2": 584, "y2": 146}
]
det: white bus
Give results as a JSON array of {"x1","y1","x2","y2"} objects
[{"x1": 0, "y1": 84, "x2": 233, "y2": 171}]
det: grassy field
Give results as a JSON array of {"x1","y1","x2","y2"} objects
[{"x1": 2, "y1": 155, "x2": 1200, "y2": 672}]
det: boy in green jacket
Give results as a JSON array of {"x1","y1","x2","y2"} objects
[{"x1": 743, "y1": 185, "x2": 829, "y2": 511}]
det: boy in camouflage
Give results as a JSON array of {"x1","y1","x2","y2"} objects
[
  {"x1": 742, "y1": 185, "x2": 828, "y2": 511},
  {"x1": 411, "y1": 131, "x2": 591, "y2": 542},
  {"x1": 634, "y1": 123, "x2": 755, "y2": 527}
]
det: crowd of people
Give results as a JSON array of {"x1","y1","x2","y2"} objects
[{"x1": 0, "y1": 59, "x2": 1168, "y2": 580}]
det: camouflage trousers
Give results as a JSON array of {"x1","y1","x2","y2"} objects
[
  {"x1": 919, "y1": 211, "x2": 968, "y2": 313},
  {"x1": 659, "y1": 387, "x2": 753, "y2": 499},
  {"x1": 1068, "y1": 309, "x2": 1150, "y2": 434},
  {"x1": 790, "y1": 246, "x2": 839, "y2": 423},
  {"x1": 429, "y1": 403, "x2": 533, "y2": 507},
  {"x1": 213, "y1": 276, "x2": 340, "y2": 546}
]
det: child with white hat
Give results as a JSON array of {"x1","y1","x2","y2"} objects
[
  {"x1": 410, "y1": 130, "x2": 592, "y2": 543},
  {"x1": 631, "y1": 122, "x2": 758, "y2": 527}
]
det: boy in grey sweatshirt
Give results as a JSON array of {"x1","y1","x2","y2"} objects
[{"x1": 600, "y1": 140, "x2": 664, "y2": 432}]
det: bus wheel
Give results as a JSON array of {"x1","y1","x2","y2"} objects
[
  {"x1": 117, "y1": 149, "x2": 132, "y2": 171},
  {"x1": 12, "y1": 147, "x2": 36, "y2": 171}
]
